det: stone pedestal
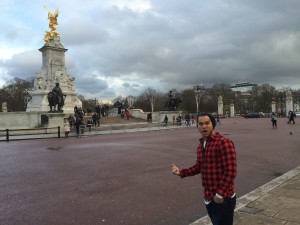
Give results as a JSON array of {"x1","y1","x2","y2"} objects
[
  {"x1": 230, "y1": 103, "x2": 235, "y2": 117},
  {"x1": 2, "y1": 102, "x2": 7, "y2": 112},
  {"x1": 41, "y1": 113, "x2": 66, "y2": 128},
  {"x1": 271, "y1": 101, "x2": 276, "y2": 113},
  {"x1": 0, "y1": 112, "x2": 66, "y2": 129},
  {"x1": 26, "y1": 43, "x2": 82, "y2": 113}
]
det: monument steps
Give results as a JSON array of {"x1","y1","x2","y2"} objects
[{"x1": 82, "y1": 116, "x2": 147, "y2": 125}]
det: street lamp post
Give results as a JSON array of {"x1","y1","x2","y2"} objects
[{"x1": 193, "y1": 84, "x2": 205, "y2": 114}]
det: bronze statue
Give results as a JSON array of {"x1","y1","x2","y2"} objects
[
  {"x1": 163, "y1": 90, "x2": 182, "y2": 111},
  {"x1": 48, "y1": 83, "x2": 66, "y2": 112}
]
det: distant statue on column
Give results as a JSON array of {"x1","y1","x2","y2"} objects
[
  {"x1": 218, "y1": 95, "x2": 223, "y2": 116},
  {"x1": 271, "y1": 97, "x2": 276, "y2": 113},
  {"x1": 230, "y1": 100, "x2": 235, "y2": 117},
  {"x1": 2, "y1": 101, "x2": 7, "y2": 112}
]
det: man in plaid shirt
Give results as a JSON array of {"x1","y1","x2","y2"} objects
[{"x1": 172, "y1": 112, "x2": 237, "y2": 225}]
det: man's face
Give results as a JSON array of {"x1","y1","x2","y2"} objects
[{"x1": 197, "y1": 115, "x2": 214, "y2": 140}]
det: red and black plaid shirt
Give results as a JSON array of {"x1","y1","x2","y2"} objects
[{"x1": 180, "y1": 132, "x2": 237, "y2": 201}]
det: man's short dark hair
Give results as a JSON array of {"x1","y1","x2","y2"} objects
[{"x1": 197, "y1": 112, "x2": 216, "y2": 129}]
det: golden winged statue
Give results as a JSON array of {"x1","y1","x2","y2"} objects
[{"x1": 44, "y1": 7, "x2": 60, "y2": 44}]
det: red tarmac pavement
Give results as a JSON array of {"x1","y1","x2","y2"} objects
[{"x1": 0, "y1": 117, "x2": 300, "y2": 225}]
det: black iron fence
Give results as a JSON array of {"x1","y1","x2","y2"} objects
[{"x1": 0, "y1": 127, "x2": 61, "y2": 142}]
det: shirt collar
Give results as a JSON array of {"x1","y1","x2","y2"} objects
[{"x1": 199, "y1": 132, "x2": 219, "y2": 143}]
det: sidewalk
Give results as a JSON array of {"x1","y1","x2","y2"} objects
[{"x1": 191, "y1": 165, "x2": 300, "y2": 225}]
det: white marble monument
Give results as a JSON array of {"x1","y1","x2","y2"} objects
[{"x1": 26, "y1": 8, "x2": 82, "y2": 113}]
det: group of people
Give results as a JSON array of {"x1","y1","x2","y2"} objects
[
  {"x1": 95, "y1": 104, "x2": 110, "y2": 117},
  {"x1": 63, "y1": 106, "x2": 95, "y2": 137},
  {"x1": 162, "y1": 114, "x2": 182, "y2": 126},
  {"x1": 287, "y1": 110, "x2": 296, "y2": 124},
  {"x1": 92, "y1": 113, "x2": 101, "y2": 126},
  {"x1": 62, "y1": 106, "x2": 133, "y2": 137},
  {"x1": 271, "y1": 110, "x2": 297, "y2": 128},
  {"x1": 120, "y1": 109, "x2": 130, "y2": 120},
  {"x1": 164, "y1": 113, "x2": 221, "y2": 127},
  {"x1": 184, "y1": 113, "x2": 196, "y2": 126}
]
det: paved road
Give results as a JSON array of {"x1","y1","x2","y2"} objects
[{"x1": 0, "y1": 118, "x2": 299, "y2": 225}]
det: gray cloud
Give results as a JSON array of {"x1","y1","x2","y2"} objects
[
  {"x1": 4, "y1": 51, "x2": 40, "y2": 79},
  {"x1": 1, "y1": 0, "x2": 300, "y2": 101},
  {"x1": 75, "y1": 75, "x2": 109, "y2": 96}
]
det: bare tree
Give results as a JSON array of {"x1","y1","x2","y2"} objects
[
  {"x1": 251, "y1": 83, "x2": 276, "y2": 113},
  {"x1": 112, "y1": 95, "x2": 124, "y2": 105},
  {"x1": 0, "y1": 77, "x2": 33, "y2": 111},
  {"x1": 142, "y1": 87, "x2": 157, "y2": 112},
  {"x1": 180, "y1": 89, "x2": 195, "y2": 112}
]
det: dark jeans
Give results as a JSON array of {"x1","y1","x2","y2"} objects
[
  {"x1": 205, "y1": 196, "x2": 236, "y2": 225},
  {"x1": 272, "y1": 120, "x2": 277, "y2": 127}
]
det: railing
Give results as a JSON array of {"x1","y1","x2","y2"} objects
[{"x1": 0, "y1": 127, "x2": 61, "y2": 142}]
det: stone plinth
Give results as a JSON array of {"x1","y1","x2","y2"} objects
[
  {"x1": 129, "y1": 109, "x2": 159, "y2": 122},
  {"x1": 1, "y1": 102, "x2": 7, "y2": 112},
  {"x1": 0, "y1": 112, "x2": 66, "y2": 129},
  {"x1": 230, "y1": 103, "x2": 235, "y2": 117}
]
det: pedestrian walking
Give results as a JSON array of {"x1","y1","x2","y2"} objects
[
  {"x1": 162, "y1": 115, "x2": 168, "y2": 126},
  {"x1": 216, "y1": 114, "x2": 221, "y2": 125},
  {"x1": 184, "y1": 113, "x2": 191, "y2": 126},
  {"x1": 191, "y1": 114, "x2": 195, "y2": 125},
  {"x1": 124, "y1": 109, "x2": 130, "y2": 120},
  {"x1": 63, "y1": 118, "x2": 70, "y2": 137},
  {"x1": 271, "y1": 112, "x2": 277, "y2": 128},
  {"x1": 75, "y1": 117, "x2": 83, "y2": 137},
  {"x1": 92, "y1": 113, "x2": 98, "y2": 127},
  {"x1": 287, "y1": 111, "x2": 296, "y2": 124},
  {"x1": 171, "y1": 112, "x2": 237, "y2": 225}
]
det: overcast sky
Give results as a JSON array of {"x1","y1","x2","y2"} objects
[{"x1": 1, "y1": 0, "x2": 300, "y2": 101}]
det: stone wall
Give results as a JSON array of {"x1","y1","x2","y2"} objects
[
  {"x1": 128, "y1": 109, "x2": 182, "y2": 123},
  {"x1": 0, "y1": 112, "x2": 66, "y2": 129}
]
